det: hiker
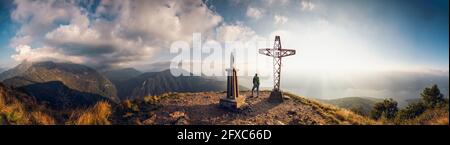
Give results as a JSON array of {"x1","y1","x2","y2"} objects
[{"x1": 252, "y1": 73, "x2": 260, "y2": 97}]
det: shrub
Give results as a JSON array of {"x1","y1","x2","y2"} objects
[
  {"x1": 396, "y1": 101, "x2": 427, "y2": 121},
  {"x1": 421, "y1": 84, "x2": 445, "y2": 108},
  {"x1": 370, "y1": 98, "x2": 398, "y2": 120}
]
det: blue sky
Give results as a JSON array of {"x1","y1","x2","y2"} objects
[
  {"x1": 207, "y1": 0, "x2": 449, "y2": 70},
  {"x1": 0, "y1": 0, "x2": 448, "y2": 71},
  {"x1": 0, "y1": 0, "x2": 15, "y2": 64}
]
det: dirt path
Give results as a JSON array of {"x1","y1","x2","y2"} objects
[{"x1": 149, "y1": 91, "x2": 330, "y2": 125}]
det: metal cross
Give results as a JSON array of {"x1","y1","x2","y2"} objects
[{"x1": 259, "y1": 36, "x2": 296, "y2": 91}]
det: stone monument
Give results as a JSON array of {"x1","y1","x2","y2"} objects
[{"x1": 219, "y1": 53, "x2": 246, "y2": 110}]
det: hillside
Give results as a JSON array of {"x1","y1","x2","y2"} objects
[
  {"x1": 1, "y1": 62, "x2": 446, "y2": 125},
  {"x1": 1, "y1": 61, "x2": 232, "y2": 107},
  {"x1": 1, "y1": 81, "x2": 117, "y2": 125},
  {"x1": 18, "y1": 81, "x2": 115, "y2": 110},
  {"x1": 402, "y1": 106, "x2": 449, "y2": 125},
  {"x1": 0, "y1": 82, "x2": 55, "y2": 125},
  {"x1": 2, "y1": 61, "x2": 119, "y2": 102},
  {"x1": 318, "y1": 97, "x2": 384, "y2": 116},
  {"x1": 112, "y1": 91, "x2": 377, "y2": 125},
  {"x1": 4, "y1": 81, "x2": 448, "y2": 125},
  {"x1": 2, "y1": 81, "x2": 377, "y2": 125}
]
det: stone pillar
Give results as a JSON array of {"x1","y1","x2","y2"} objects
[{"x1": 220, "y1": 53, "x2": 246, "y2": 110}]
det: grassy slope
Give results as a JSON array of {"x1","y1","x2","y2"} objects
[
  {"x1": 0, "y1": 83, "x2": 55, "y2": 125},
  {"x1": 395, "y1": 104, "x2": 449, "y2": 125},
  {"x1": 282, "y1": 92, "x2": 379, "y2": 125},
  {"x1": 1, "y1": 83, "x2": 111, "y2": 125},
  {"x1": 2, "y1": 87, "x2": 447, "y2": 125},
  {"x1": 318, "y1": 97, "x2": 384, "y2": 116},
  {"x1": 411, "y1": 107, "x2": 449, "y2": 125}
]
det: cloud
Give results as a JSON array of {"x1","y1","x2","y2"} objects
[
  {"x1": 216, "y1": 23, "x2": 257, "y2": 42},
  {"x1": 301, "y1": 0, "x2": 315, "y2": 11},
  {"x1": 246, "y1": 6, "x2": 264, "y2": 20},
  {"x1": 10, "y1": 0, "x2": 223, "y2": 69},
  {"x1": 263, "y1": 0, "x2": 290, "y2": 6},
  {"x1": 274, "y1": 15, "x2": 289, "y2": 26},
  {"x1": 11, "y1": 45, "x2": 85, "y2": 64},
  {"x1": 10, "y1": 0, "x2": 81, "y2": 48}
]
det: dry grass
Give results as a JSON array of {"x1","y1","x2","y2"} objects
[
  {"x1": 143, "y1": 96, "x2": 161, "y2": 104},
  {"x1": 283, "y1": 91, "x2": 379, "y2": 125},
  {"x1": 31, "y1": 111, "x2": 55, "y2": 125},
  {"x1": 0, "y1": 98, "x2": 30, "y2": 125},
  {"x1": 66, "y1": 101, "x2": 112, "y2": 125},
  {"x1": 1, "y1": 95, "x2": 58, "y2": 125},
  {"x1": 143, "y1": 92, "x2": 184, "y2": 104},
  {"x1": 285, "y1": 90, "x2": 448, "y2": 125},
  {"x1": 427, "y1": 116, "x2": 449, "y2": 125},
  {"x1": 0, "y1": 92, "x2": 3, "y2": 107},
  {"x1": 122, "y1": 99, "x2": 133, "y2": 109},
  {"x1": 333, "y1": 109, "x2": 379, "y2": 125},
  {"x1": 408, "y1": 107, "x2": 449, "y2": 125}
]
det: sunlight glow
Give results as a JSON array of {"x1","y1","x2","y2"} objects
[{"x1": 268, "y1": 21, "x2": 388, "y2": 74}]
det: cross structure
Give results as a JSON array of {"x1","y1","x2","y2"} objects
[{"x1": 259, "y1": 36, "x2": 296, "y2": 103}]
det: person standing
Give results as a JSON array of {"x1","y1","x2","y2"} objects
[{"x1": 252, "y1": 73, "x2": 260, "y2": 97}]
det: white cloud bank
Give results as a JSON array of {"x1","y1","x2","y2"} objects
[{"x1": 9, "y1": 0, "x2": 248, "y2": 69}]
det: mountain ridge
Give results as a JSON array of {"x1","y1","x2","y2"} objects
[
  {"x1": 1, "y1": 61, "x2": 119, "y2": 102},
  {"x1": 0, "y1": 61, "x2": 33, "y2": 81},
  {"x1": 115, "y1": 69, "x2": 228, "y2": 100},
  {"x1": 102, "y1": 68, "x2": 143, "y2": 84},
  {"x1": 0, "y1": 61, "x2": 232, "y2": 104}
]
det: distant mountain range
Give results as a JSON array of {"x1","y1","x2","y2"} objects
[
  {"x1": 112, "y1": 69, "x2": 227, "y2": 100},
  {"x1": 284, "y1": 70, "x2": 449, "y2": 106},
  {"x1": 1, "y1": 61, "x2": 119, "y2": 102},
  {"x1": 102, "y1": 68, "x2": 143, "y2": 84},
  {"x1": 17, "y1": 81, "x2": 115, "y2": 110},
  {"x1": 0, "y1": 61, "x2": 227, "y2": 109}
]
